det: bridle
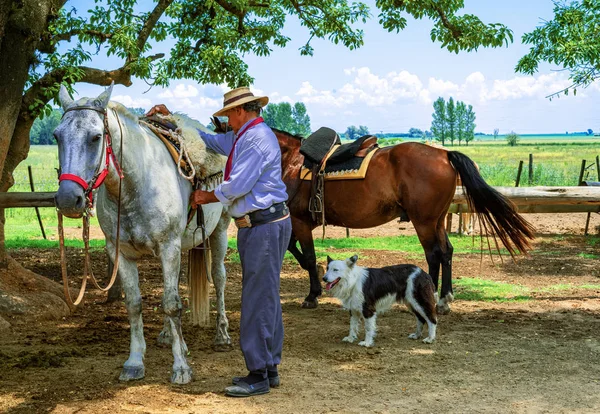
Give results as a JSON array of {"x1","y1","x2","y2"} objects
[
  {"x1": 57, "y1": 106, "x2": 124, "y2": 308},
  {"x1": 59, "y1": 106, "x2": 123, "y2": 206}
]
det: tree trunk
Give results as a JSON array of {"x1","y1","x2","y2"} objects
[{"x1": 0, "y1": 0, "x2": 70, "y2": 325}]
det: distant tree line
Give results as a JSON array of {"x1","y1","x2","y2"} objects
[
  {"x1": 262, "y1": 102, "x2": 311, "y2": 137},
  {"x1": 344, "y1": 125, "x2": 370, "y2": 140},
  {"x1": 343, "y1": 127, "x2": 433, "y2": 140},
  {"x1": 431, "y1": 96, "x2": 476, "y2": 146}
]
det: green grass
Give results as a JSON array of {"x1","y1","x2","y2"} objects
[
  {"x1": 223, "y1": 234, "x2": 507, "y2": 264},
  {"x1": 7, "y1": 237, "x2": 105, "y2": 250},
  {"x1": 455, "y1": 278, "x2": 600, "y2": 302},
  {"x1": 454, "y1": 277, "x2": 531, "y2": 302}
]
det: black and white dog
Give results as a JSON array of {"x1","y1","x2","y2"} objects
[{"x1": 323, "y1": 255, "x2": 437, "y2": 347}]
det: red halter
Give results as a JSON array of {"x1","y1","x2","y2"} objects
[{"x1": 58, "y1": 107, "x2": 124, "y2": 207}]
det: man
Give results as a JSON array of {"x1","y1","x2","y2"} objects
[{"x1": 147, "y1": 86, "x2": 291, "y2": 397}]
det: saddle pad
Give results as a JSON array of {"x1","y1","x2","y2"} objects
[
  {"x1": 300, "y1": 147, "x2": 378, "y2": 181},
  {"x1": 300, "y1": 126, "x2": 341, "y2": 164}
]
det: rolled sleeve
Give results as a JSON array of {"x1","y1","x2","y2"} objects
[
  {"x1": 214, "y1": 145, "x2": 265, "y2": 206},
  {"x1": 197, "y1": 128, "x2": 234, "y2": 156}
]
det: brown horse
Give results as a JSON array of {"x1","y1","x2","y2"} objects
[{"x1": 275, "y1": 130, "x2": 535, "y2": 312}]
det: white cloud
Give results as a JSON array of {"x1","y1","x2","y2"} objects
[
  {"x1": 269, "y1": 92, "x2": 293, "y2": 104},
  {"x1": 158, "y1": 83, "x2": 199, "y2": 99},
  {"x1": 112, "y1": 95, "x2": 152, "y2": 109}
]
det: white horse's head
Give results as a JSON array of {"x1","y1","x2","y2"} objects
[{"x1": 54, "y1": 83, "x2": 113, "y2": 218}]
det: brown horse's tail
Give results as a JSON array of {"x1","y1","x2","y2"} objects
[
  {"x1": 188, "y1": 246, "x2": 211, "y2": 326},
  {"x1": 447, "y1": 151, "x2": 535, "y2": 256}
]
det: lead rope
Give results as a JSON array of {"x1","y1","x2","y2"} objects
[{"x1": 59, "y1": 108, "x2": 124, "y2": 308}]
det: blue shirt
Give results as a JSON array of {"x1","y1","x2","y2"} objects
[{"x1": 198, "y1": 119, "x2": 289, "y2": 218}]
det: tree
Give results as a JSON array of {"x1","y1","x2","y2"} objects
[
  {"x1": 357, "y1": 125, "x2": 370, "y2": 137},
  {"x1": 465, "y1": 105, "x2": 476, "y2": 146},
  {"x1": 446, "y1": 97, "x2": 457, "y2": 146},
  {"x1": 516, "y1": 1, "x2": 600, "y2": 98},
  {"x1": 0, "y1": 0, "x2": 515, "y2": 321},
  {"x1": 506, "y1": 131, "x2": 520, "y2": 146},
  {"x1": 409, "y1": 128, "x2": 424, "y2": 138},
  {"x1": 345, "y1": 125, "x2": 359, "y2": 140},
  {"x1": 455, "y1": 101, "x2": 467, "y2": 146},
  {"x1": 431, "y1": 97, "x2": 448, "y2": 146},
  {"x1": 263, "y1": 102, "x2": 311, "y2": 137},
  {"x1": 292, "y1": 102, "x2": 311, "y2": 137},
  {"x1": 30, "y1": 109, "x2": 62, "y2": 145},
  {"x1": 263, "y1": 102, "x2": 294, "y2": 133},
  {"x1": 493, "y1": 128, "x2": 500, "y2": 140}
]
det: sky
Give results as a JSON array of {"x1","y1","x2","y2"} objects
[{"x1": 72, "y1": 0, "x2": 600, "y2": 135}]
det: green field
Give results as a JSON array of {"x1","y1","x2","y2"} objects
[{"x1": 6, "y1": 140, "x2": 600, "y2": 241}]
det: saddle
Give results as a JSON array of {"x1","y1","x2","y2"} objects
[
  {"x1": 299, "y1": 127, "x2": 379, "y2": 225},
  {"x1": 140, "y1": 115, "x2": 194, "y2": 178}
]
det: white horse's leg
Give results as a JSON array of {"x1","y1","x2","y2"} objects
[
  {"x1": 210, "y1": 212, "x2": 231, "y2": 350},
  {"x1": 114, "y1": 254, "x2": 146, "y2": 381},
  {"x1": 157, "y1": 317, "x2": 172, "y2": 346},
  {"x1": 160, "y1": 242, "x2": 193, "y2": 384}
]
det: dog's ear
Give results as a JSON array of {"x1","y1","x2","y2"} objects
[
  {"x1": 327, "y1": 255, "x2": 333, "y2": 265},
  {"x1": 346, "y1": 255, "x2": 358, "y2": 267}
]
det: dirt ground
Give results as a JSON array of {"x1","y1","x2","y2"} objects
[{"x1": 1, "y1": 213, "x2": 600, "y2": 414}]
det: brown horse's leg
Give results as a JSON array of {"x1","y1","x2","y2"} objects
[
  {"x1": 437, "y1": 226, "x2": 454, "y2": 315},
  {"x1": 287, "y1": 233, "x2": 309, "y2": 269},
  {"x1": 291, "y1": 219, "x2": 322, "y2": 309},
  {"x1": 413, "y1": 223, "x2": 442, "y2": 298},
  {"x1": 413, "y1": 219, "x2": 454, "y2": 314}
]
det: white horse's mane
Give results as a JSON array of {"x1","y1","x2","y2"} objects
[{"x1": 108, "y1": 101, "x2": 140, "y2": 123}]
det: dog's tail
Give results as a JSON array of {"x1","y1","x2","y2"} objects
[{"x1": 413, "y1": 271, "x2": 437, "y2": 325}]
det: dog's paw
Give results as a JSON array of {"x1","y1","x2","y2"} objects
[
  {"x1": 408, "y1": 333, "x2": 420, "y2": 340},
  {"x1": 358, "y1": 340, "x2": 373, "y2": 347},
  {"x1": 342, "y1": 336, "x2": 356, "y2": 343},
  {"x1": 422, "y1": 336, "x2": 435, "y2": 344}
]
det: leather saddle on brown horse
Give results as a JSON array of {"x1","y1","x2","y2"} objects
[{"x1": 299, "y1": 127, "x2": 379, "y2": 224}]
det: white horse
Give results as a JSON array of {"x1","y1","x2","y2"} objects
[{"x1": 54, "y1": 84, "x2": 231, "y2": 384}]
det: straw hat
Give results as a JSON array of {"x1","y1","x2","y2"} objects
[{"x1": 213, "y1": 87, "x2": 269, "y2": 117}]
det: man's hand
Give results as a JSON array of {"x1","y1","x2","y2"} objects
[
  {"x1": 145, "y1": 104, "x2": 171, "y2": 117},
  {"x1": 190, "y1": 190, "x2": 219, "y2": 209}
]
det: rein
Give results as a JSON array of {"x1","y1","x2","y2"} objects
[{"x1": 58, "y1": 107, "x2": 124, "y2": 308}]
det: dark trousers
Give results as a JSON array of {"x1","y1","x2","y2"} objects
[{"x1": 237, "y1": 216, "x2": 292, "y2": 372}]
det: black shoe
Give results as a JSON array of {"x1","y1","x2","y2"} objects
[
  {"x1": 225, "y1": 379, "x2": 270, "y2": 397},
  {"x1": 232, "y1": 373, "x2": 280, "y2": 388}
]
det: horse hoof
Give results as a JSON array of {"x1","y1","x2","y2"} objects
[
  {"x1": 171, "y1": 367, "x2": 193, "y2": 385},
  {"x1": 436, "y1": 304, "x2": 451, "y2": 315},
  {"x1": 119, "y1": 365, "x2": 145, "y2": 381},
  {"x1": 301, "y1": 298, "x2": 318, "y2": 309},
  {"x1": 157, "y1": 331, "x2": 173, "y2": 346}
]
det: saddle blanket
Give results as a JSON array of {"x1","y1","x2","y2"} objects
[{"x1": 300, "y1": 146, "x2": 378, "y2": 181}]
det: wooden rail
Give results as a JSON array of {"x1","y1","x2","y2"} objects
[
  {"x1": 449, "y1": 186, "x2": 600, "y2": 214},
  {"x1": 1, "y1": 186, "x2": 600, "y2": 214},
  {"x1": 0, "y1": 192, "x2": 56, "y2": 208}
]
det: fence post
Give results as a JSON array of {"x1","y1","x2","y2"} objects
[
  {"x1": 27, "y1": 166, "x2": 47, "y2": 239},
  {"x1": 346, "y1": 228, "x2": 350, "y2": 238},
  {"x1": 578, "y1": 159, "x2": 586, "y2": 186},
  {"x1": 596, "y1": 155, "x2": 599, "y2": 181},
  {"x1": 515, "y1": 160, "x2": 523, "y2": 187},
  {"x1": 528, "y1": 154, "x2": 533, "y2": 185}
]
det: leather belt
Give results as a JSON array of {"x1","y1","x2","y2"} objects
[{"x1": 234, "y1": 202, "x2": 289, "y2": 229}]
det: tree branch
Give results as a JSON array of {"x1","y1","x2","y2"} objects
[
  {"x1": 52, "y1": 29, "x2": 113, "y2": 44},
  {"x1": 136, "y1": 0, "x2": 174, "y2": 52},
  {"x1": 432, "y1": 4, "x2": 463, "y2": 40},
  {"x1": 20, "y1": 65, "x2": 133, "y2": 120}
]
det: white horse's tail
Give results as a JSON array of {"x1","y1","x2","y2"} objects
[{"x1": 188, "y1": 246, "x2": 211, "y2": 326}]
